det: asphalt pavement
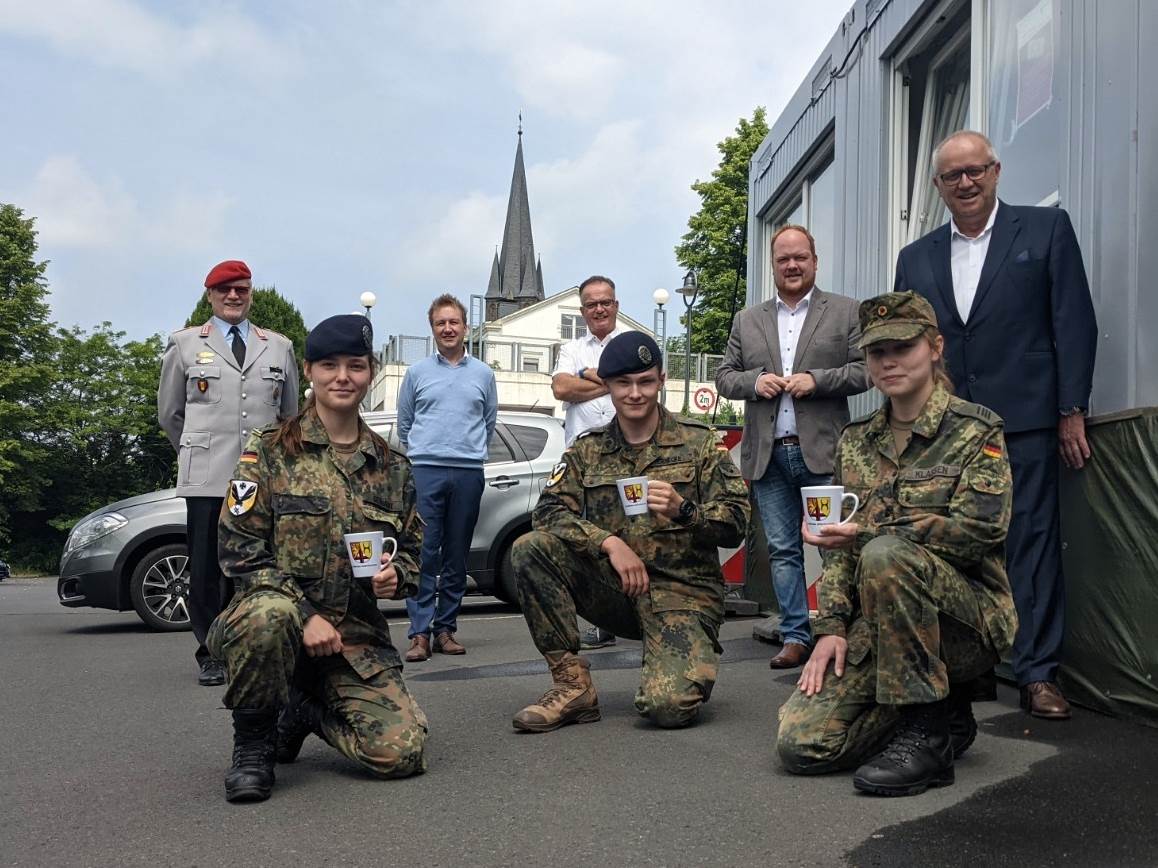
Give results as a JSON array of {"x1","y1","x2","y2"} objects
[{"x1": 1, "y1": 577, "x2": 1155, "y2": 867}]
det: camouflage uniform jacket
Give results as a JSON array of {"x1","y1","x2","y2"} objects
[
  {"x1": 812, "y1": 383, "x2": 1017, "y2": 659},
  {"x1": 218, "y1": 409, "x2": 423, "y2": 678},
  {"x1": 533, "y1": 407, "x2": 750, "y2": 623}
]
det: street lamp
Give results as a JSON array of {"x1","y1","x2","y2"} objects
[
  {"x1": 677, "y1": 269, "x2": 699, "y2": 413},
  {"x1": 652, "y1": 288, "x2": 670, "y2": 405},
  {"x1": 359, "y1": 291, "x2": 378, "y2": 410}
]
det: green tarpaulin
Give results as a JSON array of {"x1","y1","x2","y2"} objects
[{"x1": 1060, "y1": 407, "x2": 1158, "y2": 725}]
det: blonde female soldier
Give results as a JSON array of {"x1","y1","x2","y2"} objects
[
  {"x1": 776, "y1": 292, "x2": 1017, "y2": 797},
  {"x1": 209, "y1": 314, "x2": 427, "y2": 803}
]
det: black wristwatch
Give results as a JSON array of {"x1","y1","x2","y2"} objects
[{"x1": 676, "y1": 499, "x2": 698, "y2": 525}]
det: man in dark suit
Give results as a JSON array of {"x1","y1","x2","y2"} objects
[
  {"x1": 893, "y1": 130, "x2": 1097, "y2": 720},
  {"x1": 717, "y1": 225, "x2": 870, "y2": 669}
]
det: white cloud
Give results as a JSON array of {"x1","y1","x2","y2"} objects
[
  {"x1": 20, "y1": 155, "x2": 235, "y2": 253},
  {"x1": 392, "y1": 191, "x2": 508, "y2": 288},
  {"x1": 0, "y1": 0, "x2": 290, "y2": 80}
]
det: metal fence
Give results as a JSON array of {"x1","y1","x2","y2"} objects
[
  {"x1": 664, "y1": 350, "x2": 725, "y2": 383},
  {"x1": 383, "y1": 333, "x2": 722, "y2": 381}
]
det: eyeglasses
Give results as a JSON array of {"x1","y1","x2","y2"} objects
[
  {"x1": 936, "y1": 161, "x2": 996, "y2": 186},
  {"x1": 210, "y1": 285, "x2": 251, "y2": 296},
  {"x1": 582, "y1": 299, "x2": 617, "y2": 311}
]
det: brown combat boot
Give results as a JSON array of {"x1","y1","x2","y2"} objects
[{"x1": 512, "y1": 652, "x2": 601, "y2": 733}]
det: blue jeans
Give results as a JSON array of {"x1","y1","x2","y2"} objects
[
  {"x1": 406, "y1": 465, "x2": 485, "y2": 639},
  {"x1": 751, "y1": 443, "x2": 830, "y2": 647}
]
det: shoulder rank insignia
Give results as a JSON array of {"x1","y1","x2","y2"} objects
[
  {"x1": 544, "y1": 461, "x2": 568, "y2": 489},
  {"x1": 227, "y1": 480, "x2": 258, "y2": 516}
]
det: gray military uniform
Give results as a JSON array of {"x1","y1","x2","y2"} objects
[{"x1": 157, "y1": 320, "x2": 299, "y2": 497}]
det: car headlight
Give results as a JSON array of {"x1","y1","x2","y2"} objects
[{"x1": 65, "y1": 512, "x2": 129, "y2": 554}]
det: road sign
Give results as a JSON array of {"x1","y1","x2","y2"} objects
[{"x1": 693, "y1": 387, "x2": 716, "y2": 411}]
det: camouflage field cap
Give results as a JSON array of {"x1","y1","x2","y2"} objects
[{"x1": 858, "y1": 291, "x2": 939, "y2": 348}]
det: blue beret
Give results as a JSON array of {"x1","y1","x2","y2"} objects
[
  {"x1": 597, "y1": 331, "x2": 662, "y2": 379},
  {"x1": 305, "y1": 315, "x2": 373, "y2": 361}
]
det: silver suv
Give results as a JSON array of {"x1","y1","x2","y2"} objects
[{"x1": 57, "y1": 411, "x2": 565, "y2": 630}]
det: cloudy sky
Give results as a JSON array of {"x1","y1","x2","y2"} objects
[{"x1": 1, "y1": 0, "x2": 849, "y2": 344}]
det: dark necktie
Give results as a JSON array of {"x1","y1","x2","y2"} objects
[{"x1": 228, "y1": 326, "x2": 246, "y2": 368}]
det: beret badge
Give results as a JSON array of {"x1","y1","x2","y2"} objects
[{"x1": 638, "y1": 345, "x2": 653, "y2": 365}]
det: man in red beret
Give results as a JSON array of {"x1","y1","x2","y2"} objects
[{"x1": 158, "y1": 260, "x2": 299, "y2": 685}]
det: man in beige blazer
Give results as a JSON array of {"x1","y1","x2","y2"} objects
[{"x1": 716, "y1": 225, "x2": 869, "y2": 668}]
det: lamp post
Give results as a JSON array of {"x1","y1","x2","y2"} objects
[
  {"x1": 359, "y1": 291, "x2": 377, "y2": 410},
  {"x1": 652, "y1": 287, "x2": 670, "y2": 406},
  {"x1": 677, "y1": 269, "x2": 699, "y2": 413}
]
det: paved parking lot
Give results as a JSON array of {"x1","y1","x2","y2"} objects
[{"x1": 1, "y1": 577, "x2": 1155, "y2": 867}]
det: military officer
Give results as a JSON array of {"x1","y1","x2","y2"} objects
[
  {"x1": 776, "y1": 292, "x2": 1017, "y2": 797},
  {"x1": 511, "y1": 331, "x2": 750, "y2": 732},
  {"x1": 209, "y1": 314, "x2": 428, "y2": 803},
  {"x1": 157, "y1": 260, "x2": 298, "y2": 686}
]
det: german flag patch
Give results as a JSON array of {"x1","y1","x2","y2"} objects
[
  {"x1": 239, "y1": 450, "x2": 259, "y2": 464},
  {"x1": 982, "y1": 444, "x2": 1002, "y2": 459}
]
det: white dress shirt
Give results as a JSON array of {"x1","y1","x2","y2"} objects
[
  {"x1": 773, "y1": 290, "x2": 812, "y2": 439},
  {"x1": 949, "y1": 201, "x2": 999, "y2": 322},
  {"x1": 552, "y1": 325, "x2": 626, "y2": 445}
]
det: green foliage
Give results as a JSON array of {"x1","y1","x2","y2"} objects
[
  {"x1": 1, "y1": 202, "x2": 184, "y2": 570},
  {"x1": 675, "y1": 107, "x2": 769, "y2": 354},
  {"x1": 0, "y1": 205, "x2": 56, "y2": 545}
]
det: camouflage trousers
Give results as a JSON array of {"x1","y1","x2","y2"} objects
[
  {"x1": 511, "y1": 530, "x2": 721, "y2": 728},
  {"x1": 777, "y1": 535, "x2": 998, "y2": 774},
  {"x1": 208, "y1": 591, "x2": 428, "y2": 779}
]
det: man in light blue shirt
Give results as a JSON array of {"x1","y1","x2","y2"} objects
[{"x1": 397, "y1": 293, "x2": 498, "y2": 661}]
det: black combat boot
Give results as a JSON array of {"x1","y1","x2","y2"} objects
[
  {"x1": 853, "y1": 700, "x2": 954, "y2": 797},
  {"x1": 276, "y1": 688, "x2": 326, "y2": 763},
  {"x1": 948, "y1": 682, "x2": 978, "y2": 759},
  {"x1": 225, "y1": 708, "x2": 278, "y2": 803}
]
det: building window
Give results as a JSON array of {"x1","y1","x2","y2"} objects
[
  {"x1": 560, "y1": 313, "x2": 587, "y2": 340},
  {"x1": 989, "y1": 0, "x2": 1060, "y2": 206},
  {"x1": 521, "y1": 357, "x2": 540, "y2": 372},
  {"x1": 888, "y1": 0, "x2": 973, "y2": 261},
  {"x1": 763, "y1": 142, "x2": 836, "y2": 296}
]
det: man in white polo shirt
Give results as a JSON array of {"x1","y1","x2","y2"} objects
[{"x1": 551, "y1": 274, "x2": 625, "y2": 648}]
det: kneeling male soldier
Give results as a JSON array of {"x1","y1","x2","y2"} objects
[{"x1": 511, "y1": 331, "x2": 750, "y2": 731}]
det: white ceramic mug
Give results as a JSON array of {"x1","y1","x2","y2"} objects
[
  {"x1": 616, "y1": 476, "x2": 649, "y2": 516},
  {"x1": 343, "y1": 531, "x2": 398, "y2": 578},
  {"x1": 800, "y1": 485, "x2": 860, "y2": 530}
]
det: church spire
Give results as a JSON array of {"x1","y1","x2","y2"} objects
[{"x1": 485, "y1": 122, "x2": 545, "y2": 319}]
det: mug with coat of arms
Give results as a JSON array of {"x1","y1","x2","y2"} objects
[{"x1": 800, "y1": 485, "x2": 860, "y2": 531}]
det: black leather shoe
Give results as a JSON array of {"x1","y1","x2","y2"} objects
[
  {"x1": 198, "y1": 659, "x2": 226, "y2": 687},
  {"x1": 276, "y1": 689, "x2": 325, "y2": 764},
  {"x1": 225, "y1": 709, "x2": 278, "y2": 803},
  {"x1": 853, "y1": 701, "x2": 954, "y2": 797}
]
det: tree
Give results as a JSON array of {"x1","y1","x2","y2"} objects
[
  {"x1": 6, "y1": 325, "x2": 179, "y2": 569},
  {"x1": 186, "y1": 286, "x2": 308, "y2": 372},
  {"x1": 0, "y1": 204, "x2": 57, "y2": 546},
  {"x1": 675, "y1": 107, "x2": 769, "y2": 354}
]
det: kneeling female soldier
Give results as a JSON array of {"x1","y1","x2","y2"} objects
[
  {"x1": 776, "y1": 292, "x2": 1017, "y2": 797},
  {"x1": 209, "y1": 314, "x2": 427, "y2": 802}
]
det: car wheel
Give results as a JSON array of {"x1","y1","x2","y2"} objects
[
  {"x1": 129, "y1": 543, "x2": 193, "y2": 632},
  {"x1": 495, "y1": 540, "x2": 523, "y2": 611}
]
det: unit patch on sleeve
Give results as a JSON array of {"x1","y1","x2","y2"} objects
[
  {"x1": 227, "y1": 479, "x2": 259, "y2": 515},
  {"x1": 544, "y1": 461, "x2": 568, "y2": 489}
]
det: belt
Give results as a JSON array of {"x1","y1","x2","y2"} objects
[{"x1": 774, "y1": 436, "x2": 800, "y2": 446}]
